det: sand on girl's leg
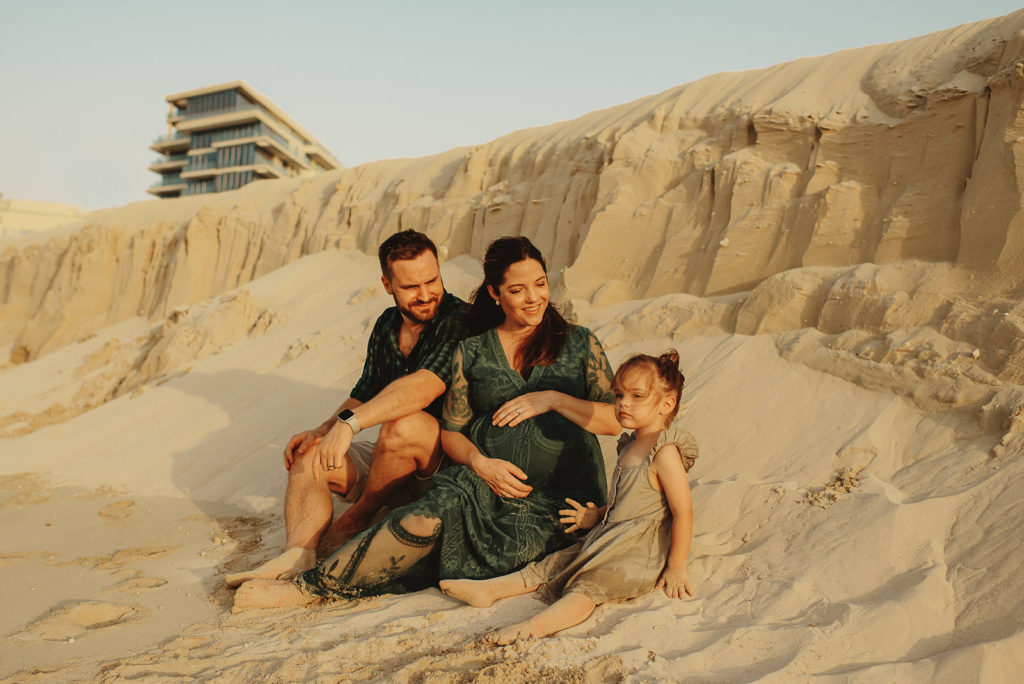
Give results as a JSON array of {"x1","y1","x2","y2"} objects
[
  {"x1": 231, "y1": 578, "x2": 321, "y2": 612},
  {"x1": 483, "y1": 592, "x2": 596, "y2": 645},
  {"x1": 225, "y1": 547, "x2": 316, "y2": 587}
]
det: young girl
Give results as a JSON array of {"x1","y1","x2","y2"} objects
[{"x1": 440, "y1": 350, "x2": 698, "y2": 644}]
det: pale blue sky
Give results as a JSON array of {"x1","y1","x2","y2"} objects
[{"x1": 1, "y1": 0, "x2": 1020, "y2": 210}]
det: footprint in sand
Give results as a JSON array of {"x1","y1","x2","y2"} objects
[
  {"x1": 117, "y1": 576, "x2": 167, "y2": 591},
  {"x1": 22, "y1": 600, "x2": 140, "y2": 641},
  {"x1": 98, "y1": 501, "x2": 136, "y2": 519},
  {"x1": 108, "y1": 569, "x2": 168, "y2": 592},
  {"x1": 0, "y1": 550, "x2": 57, "y2": 568}
]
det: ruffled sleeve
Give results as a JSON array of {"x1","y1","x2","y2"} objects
[
  {"x1": 651, "y1": 427, "x2": 699, "y2": 472},
  {"x1": 616, "y1": 431, "x2": 635, "y2": 455}
]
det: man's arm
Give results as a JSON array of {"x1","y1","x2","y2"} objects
[
  {"x1": 348, "y1": 369, "x2": 446, "y2": 430},
  {"x1": 313, "y1": 370, "x2": 446, "y2": 479}
]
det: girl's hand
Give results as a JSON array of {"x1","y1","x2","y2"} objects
[
  {"x1": 492, "y1": 391, "x2": 555, "y2": 427},
  {"x1": 559, "y1": 498, "x2": 601, "y2": 533},
  {"x1": 470, "y1": 453, "x2": 533, "y2": 498},
  {"x1": 656, "y1": 567, "x2": 694, "y2": 599}
]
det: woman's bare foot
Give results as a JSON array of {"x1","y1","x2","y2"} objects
[
  {"x1": 225, "y1": 547, "x2": 316, "y2": 587},
  {"x1": 483, "y1": 625, "x2": 536, "y2": 646},
  {"x1": 440, "y1": 573, "x2": 534, "y2": 608},
  {"x1": 232, "y1": 579, "x2": 320, "y2": 612}
]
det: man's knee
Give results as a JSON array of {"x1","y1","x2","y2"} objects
[
  {"x1": 288, "y1": 445, "x2": 355, "y2": 492},
  {"x1": 288, "y1": 446, "x2": 319, "y2": 477},
  {"x1": 378, "y1": 412, "x2": 440, "y2": 453}
]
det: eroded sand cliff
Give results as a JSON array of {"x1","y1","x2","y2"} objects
[{"x1": 3, "y1": 11, "x2": 1023, "y2": 364}]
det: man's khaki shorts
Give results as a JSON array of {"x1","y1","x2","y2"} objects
[{"x1": 336, "y1": 425, "x2": 441, "y2": 508}]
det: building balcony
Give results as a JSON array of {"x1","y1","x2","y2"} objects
[
  {"x1": 175, "y1": 107, "x2": 262, "y2": 133},
  {"x1": 253, "y1": 135, "x2": 309, "y2": 171},
  {"x1": 253, "y1": 166, "x2": 284, "y2": 179},
  {"x1": 180, "y1": 167, "x2": 218, "y2": 180},
  {"x1": 146, "y1": 180, "x2": 186, "y2": 196},
  {"x1": 166, "y1": 106, "x2": 186, "y2": 123},
  {"x1": 148, "y1": 154, "x2": 188, "y2": 172},
  {"x1": 303, "y1": 144, "x2": 341, "y2": 170},
  {"x1": 173, "y1": 101, "x2": 260, "y2": 123},
  {"x1": 149, "y1": 133, "x2": 191, "y2": 153}
]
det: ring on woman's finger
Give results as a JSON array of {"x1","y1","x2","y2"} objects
[{"x1": 515, "y1": 408, "x2": 521, "y2": 414}]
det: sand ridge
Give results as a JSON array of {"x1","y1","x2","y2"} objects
[{"x1": 4, "y1": 11, "x2": 1024, "y2": 364}]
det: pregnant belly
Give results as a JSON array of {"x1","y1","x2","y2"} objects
[{"x1": 469, "y1": 413, "x2": 585, "y2": 489}]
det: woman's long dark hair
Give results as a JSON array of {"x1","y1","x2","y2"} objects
[{"x1": 466, "y1": 236, "x2": 569, "y2": 369}]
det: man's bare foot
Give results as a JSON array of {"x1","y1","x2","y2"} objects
[
  {"x1": 440, "y1": 578, "x2": 499, "y2": 608},
  {"x1": 232, "y1": 579, "x2": 320, "y2": 612},
  {"x1": 483, "y1": 625, "x2": 536, "y2": 646},
  {"x1": 225, "y1": 547, "x2": 316, "y2": 588}
]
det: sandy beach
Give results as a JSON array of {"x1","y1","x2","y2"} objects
[{"x1": 3, "y1": 10, "x2": 1024, "y2": 682}]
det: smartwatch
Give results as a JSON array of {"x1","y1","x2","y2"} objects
[{"x1": 337, "y1": 409, "x2": 361, "y2": 435}]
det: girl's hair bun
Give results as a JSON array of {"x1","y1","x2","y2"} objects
[{"x1": 655, "y1": 349, "x2": 684, "y2": 386}]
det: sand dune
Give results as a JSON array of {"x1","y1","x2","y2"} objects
[
  {"x1": 2, "y1": 10, "x2": 1024, "y2": 683},
  {"x1": 4, "y1": 11, "x2": 1023, "y2": 364}
]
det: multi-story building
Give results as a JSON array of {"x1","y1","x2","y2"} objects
[{"x1": 148, "y1": 81, "x2": 341, "y2": 198}]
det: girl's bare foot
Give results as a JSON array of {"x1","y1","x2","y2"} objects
[
  {"x1": 225, "y1": 547, "x2": 316, "y2": 587},
  {"x1": 232, "y1": 579, "x2": 320, "y2": 612},
  {"x1": 482, "y1": 593, "x2": 597, "y2": 644},
  {"x1": 483, "y1": 625, "x2": 536, "y2": 646},
  {"x1": 440, "y1": 573, "x2": 534, "y2": 608},
  {"x1": 440, "y1": 578, "x2": 499, "y2": 608}
]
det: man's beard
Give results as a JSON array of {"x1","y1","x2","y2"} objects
[{"x1": 399, "y1": 297, "x2": 440, "y2": 324}]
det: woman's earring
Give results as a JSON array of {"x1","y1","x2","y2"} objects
[{"x1": 493, "y1": 299, "x2": 500, "y2": 306}]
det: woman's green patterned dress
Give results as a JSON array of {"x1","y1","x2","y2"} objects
[{"x1": 294, "y1": 325, "x2": 615, "y2": 599}]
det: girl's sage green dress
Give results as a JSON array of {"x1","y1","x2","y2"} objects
[{"x1": 294, "y1": 325, "x2": 616, "y2": 599}]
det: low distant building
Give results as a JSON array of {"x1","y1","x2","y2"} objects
[
  {"x1": 0, "y1": 194, "x2": 84, "y2": 237},
  {"x1": 148, "y1": 81, "x2": 341, "y2": 198}
]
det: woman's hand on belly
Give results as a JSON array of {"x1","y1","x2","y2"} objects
[
  {"x1": 492, "y1": 391, "x2": 555, "y2": 427},
  {"x1": 469, "y1": 452, "x2": 534, "y2": 498}
]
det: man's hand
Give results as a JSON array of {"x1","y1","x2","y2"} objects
[
  {"x1": 284, "y1": 430, "x2": 323, "y2": 470},
  {"x1": 559, "y1": 498, "x2": 601, "y2": 533},
  {"x1": 313, "y1": 421, "x2": 354, "y2": 483},
  {"x1": 656, "y1": 566, "x2": 694, "y2": 599},
  {"x1": 470, "y1": 453, "x2": 533, "y2": 498}
]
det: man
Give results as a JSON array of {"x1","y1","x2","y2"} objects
[{"x1": 226, "y1": 230, "x2": 467, "y2": 586}]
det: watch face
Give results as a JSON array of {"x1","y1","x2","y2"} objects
[{"x1": 338, "y1": 409, "x2": 355, "y2": 421}]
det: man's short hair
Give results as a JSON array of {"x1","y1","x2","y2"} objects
[{"x1": 378, "y1": 230, "x2": 439, "y2": 278}]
